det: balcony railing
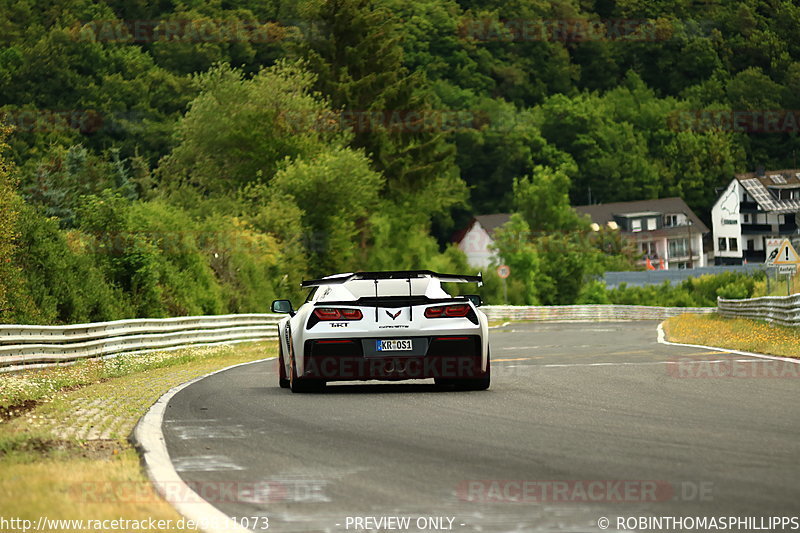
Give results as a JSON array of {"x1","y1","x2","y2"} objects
[{"x1": 741, "y1": 223, "x2": 772, "y2": 234}]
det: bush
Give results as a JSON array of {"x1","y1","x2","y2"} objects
[
  {"x1": 4, "y1": 203, "x2": 128, "y2": 324},
  {"x1": 599, "y1": 271, "x2": 764, "y2": 308}
]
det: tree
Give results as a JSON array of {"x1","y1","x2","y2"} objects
[
  {"x1": 489, "y1": 214, "x2": 543, "y2": 305},
  {"x1": 452, "y1": 98, "x2": 574, "y2": 214},
  {"x1": 270, "y1": 146, "x2": 384, "y2": 273},
  {"x1": 512, "y1": 165, "x2": 588, "y2": 233},
  {"x1": 0, "y1": 124, "x2": 20, "y2": 318},
  {"x1": 297, "y1": 0, "x2": 466, "y2": 221},
  {"x1": 157, "y1": 61, "x2": 349, "y2": 196}
]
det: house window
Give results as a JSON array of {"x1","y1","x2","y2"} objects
[
  {"x1": 668, "y1": 238, "x2": 689, "y2": 257},
  {"x1": 663, "y1": 214, "x2": 678, "y2": 227},
  {"x1": 778, "y1": 189, "x2": 800, "y2": 200},
  {"x1": 647, "y1": 218, "x2": 657, "y2": 230},
  {"x1": 631, "y1": 219, "x2": 642, "y2": 232},
  {"x1": 742, "y1": 214, "x2": 750, "y2": 224},
  {"x1": 747, "y1": 239, "x2": 755, "y2": 251},
  {"x1": 641, "y1": 241, "x2": 656, "y2": 256},
  {"x1": 718, "y1": 238, "x2": 727, "y2": 251},
  {"x1": 729, "y1": 238, "x2": 738, "y2": 252}
]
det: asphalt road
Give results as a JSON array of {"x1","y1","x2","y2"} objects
[{"x1": 162, "y1": 322, "x2": 800, "y2": 533}]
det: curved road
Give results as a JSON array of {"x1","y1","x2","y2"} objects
[{"x1": 162, "y1": 322, "x2": 800, "y2": 532}]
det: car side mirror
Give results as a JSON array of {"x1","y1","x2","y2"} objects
[
  {"x1": 271, "y1": 299, "x2": 294, "y2": 315},
  {"x1": 465, "y1": 295, "x2": 482, "y2": 307}
]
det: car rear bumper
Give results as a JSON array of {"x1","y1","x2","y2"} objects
[{"x1": 301, "y1": 335, "x2": 485, "y2": 381}]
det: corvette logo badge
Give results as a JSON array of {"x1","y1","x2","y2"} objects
[{"x1": 386, "y1": 310, "x2": 401, "y2": 320}]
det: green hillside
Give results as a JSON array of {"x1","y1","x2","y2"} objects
[{"x1": 1, "y1": 0, "x2": 791, "y2": 321}]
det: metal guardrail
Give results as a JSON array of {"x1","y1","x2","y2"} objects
[
  {"x1": 717, "y1": 294, "x2": 800, "y2": 327},
  {"x1": 0, "y1": 314, "x2": 281, "y2": 370},
  {"x1": 482, "y1": 305, "x2": 715, "y2": 322},
  {"x1": 1, "y1": 304, "x2": 720, "y2": 371}
]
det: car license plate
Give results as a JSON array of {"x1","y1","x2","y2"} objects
[{"x1": 376, "y1": 339, "x2": 413, "y2": 351}]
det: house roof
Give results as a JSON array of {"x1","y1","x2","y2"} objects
[
  {"x1": 473, "y1": 213, "x2": 512, "y2": 237},
  {"x1": 454, "y1": 198, "x2": 708, "y2": 243},
  {"x1": 734, "y1": 169, "x2": 800, "y2": 214},
  {"x1": 574, "y1": 197, "x2": 709, "y2": 234},
  {"x1": 452, "y1": 213, "x2": 512, "y2": 243}
]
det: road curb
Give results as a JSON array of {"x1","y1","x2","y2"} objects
[
  {"x1": 130, "y1": 357, "x2": 276, "y2": 533},
  {"x1": 656, "y1": 322, "x2": 800, "y2": 364}
]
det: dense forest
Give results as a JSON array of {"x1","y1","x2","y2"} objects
[{"x1": 1, "y1": 0, "x2": 795, "y2": 322}]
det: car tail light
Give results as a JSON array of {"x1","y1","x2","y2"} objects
[
  {"x1": 425, "y1": 305, "x2": 470, "y2": 318},
  {"x1": 313, "y1": 308, "x2": 363, "y2": 321},
  {"x1": 445, "y1": 304, "x2": 470, "y2": 317},
  {"x1": 424, "y1": 306, "x2": 444, "y2": 318}
]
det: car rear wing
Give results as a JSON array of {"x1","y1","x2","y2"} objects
[
  {"x1": 300, "y1": 270, "x2": 483, "y2": 288},
  {"x1": 302, "y1": 271, "x2": 482, "y2": 321}
]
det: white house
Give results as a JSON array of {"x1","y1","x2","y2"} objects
[
  {"x1": 453, "y1": 213, "x2": 511, "y2": 268},
  {"x1": 711, "y1": 169, "x2": 800, "y2": 265},
  {"x1": 454, "y1": 197, "x2": 707, "y2": 270},
  {"x1": 575, "y1": 198, "x2": 708, "y2": 269}
]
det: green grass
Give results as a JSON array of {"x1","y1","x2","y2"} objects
[
  {"x1": 1, "y1": 342, "x2": 274, "y2": 410},
  {"x1": 751, "y1": 273, "x2": 799, "y2": 297},
  {"x1": 0, "y1": 341, "x2": 276, "y2": 531},
  {"x1": 664, "y1": 313, "x2": 800, "y2": 358}
]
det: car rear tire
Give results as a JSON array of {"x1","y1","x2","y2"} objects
[
  {"x1": 278, "y1": 343, "x2": 289, "y2": 389},
  {"x1": 289, "y1": 353, "x2": 325, "y2": 393}
]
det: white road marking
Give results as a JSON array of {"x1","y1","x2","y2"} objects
[
  {"x1": 501, "y1": 346, "x2": 542, "y2": 350},
  {"x1": 132, "y1": 356, "x2": 276, "y2": 533},
  {"x1": 536, "y1": 359, "x2": 765, "y2": 368},
  {"x1": 172, "y1": 455, "x2": 245, "y2": 472},
  {"x1": 168, "y1": 424, "x2": 248, "y2": 440},
  {"x1": 500, "y1": 344, "x2": 597, "y2": 350}
]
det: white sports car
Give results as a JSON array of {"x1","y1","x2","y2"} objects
[{"x1": 271, "y1": 270, "x2": 490, "y2": 392}]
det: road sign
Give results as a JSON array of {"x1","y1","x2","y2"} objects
[
  {"x1": 766, "y1": 239, "x2": 800, "y2": 266},
  {"x1": 777, "y1": 265, "x2": 798, "y2": 275},
  {"x1": 496, "y1": 265, "x2": 510, "y2": 279},
  {"x1": 765, "y1": 238, "x2": 783, "y2": 261}
]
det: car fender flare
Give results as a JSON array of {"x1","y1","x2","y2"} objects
[{"x1": 478, "y1": 309, "x2": 490, "y2": 372}]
